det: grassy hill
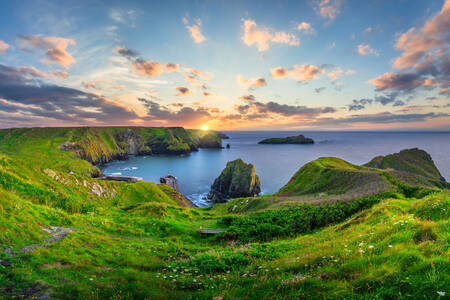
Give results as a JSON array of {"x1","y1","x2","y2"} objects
[{"x1": 0, "y1": 128, "x2": 448, "y2": 299}]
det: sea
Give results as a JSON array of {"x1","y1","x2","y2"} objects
[{"x1": 100, "y1": 131, "x2": 450, "y2": 207}]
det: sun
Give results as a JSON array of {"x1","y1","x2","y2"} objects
[{"x1": 201, "y1": 124, "x2": 209, "y2": 131}]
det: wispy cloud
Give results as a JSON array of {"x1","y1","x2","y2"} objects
[{"x1": 182, "y1": 17, "x2": 207, "y2": 43}]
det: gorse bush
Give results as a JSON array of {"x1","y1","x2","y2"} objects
[{"x1": 220, "y1": 194, "x2": 394, "y2": 242}]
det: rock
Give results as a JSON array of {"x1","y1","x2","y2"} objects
[
  {"x1": 198, "y1": 132, "x2": 223, "y2": 148},
  {"x1": 258, "y1": 134, "x2": 314, "y2": 144},
  {"x1": 160, "y1": 175, "x2": 179, "y2": 190},
  {"x1": 208, "y1": 159, "x2": 261, "y2": 203}
]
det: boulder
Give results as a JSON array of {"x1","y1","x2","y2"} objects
[
  {"x1": 160, "y1": 175, "x2": 179, "y2": 190},
  {"x1": 208, "y1": 159, "x2": 260, "y2": 203}
]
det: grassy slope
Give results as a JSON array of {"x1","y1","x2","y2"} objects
[{"x1": 0, "y1": 129, "x2": 449, "y2": 299}]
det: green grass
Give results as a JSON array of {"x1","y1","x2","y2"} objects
[{"x1": 0, "y1": 128, "x2": 448, "y2": 299}]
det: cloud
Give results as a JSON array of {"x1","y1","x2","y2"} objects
[
  {"x1": 357, "y1": 44, "x2": 379, "y2": 56},
  {"x1": 311, "y1": 0, "x2": 342, "y2": 24},
  {"x1": 374, "y1": 93, "x2": 399, "y2": 106},
  {"x1": 270, "y1": 64, "x2": 327, "y2": 82},
  {"x1": 369, "y1": 0, "x2": 450, "y2": 95},
  {"x1": 116, "y1": 46, "x2": 180, "y2": 78},
  {"x1": 270, "y1": 67, "x2": 289, "y2": 78},
  {"x1": 139, "y1": 97, "x2": 211, "y2": 126},
  {"x1": 242, "y1": 19, "x2": 299, "y2": 52},
  {"x1": 237, "y1": 75, "x2": 267, "y2": 90},
  {"x1": 297, "y1": 22, "x2": 315, "y2": 34},
  {"x1": 316, "y1": 112, "x2": 448, "y2": 125},
  {"x1": 0, "y1": 64, "x2": 138, "y2": 125},
  {"x1": 183, "y1": 18, "x2": 207, "y2": 43},
  {"x1": 235, "y1": 99, "x2": 336, "y2": 119},
  {"x1": 175, "y1": 86, "x2": 192, "y2": 96},
  {"x1": 368, "y1": 72, "x2": 425, "y2": 91},
  {"x1": 18, "y1": 35, "x2": 76, "y2": 68},
  {"x1": 0, "y1": 40, "x2": 9, "y2": 54},
  {"x1": 347, "y1": 98, "x2": 373, "y2": 111},
  {"x1": 291, "y1": 64, "x2": 326, "y2": 81},
  {"x1": 238, "y1": 94, "x2": 256, "y2": 102},
  {"x1": 17, "y1": 66, "x2": 68, "y2": 79},
  {"x1": 314, "y1": 86, "x2": 326, "y2": 93},
  {"x1": 328, "y1": 68, "x2": 356, "y2": 81},
  {"x1": 109, "y1": 9, "x2": 138, "y2": 27},
  {"x1": 82, "y1": 81, "x2": 99, "y2": 89},
  {"x1": 183, "y1": 68, "x2": 211, "y2": 89}
]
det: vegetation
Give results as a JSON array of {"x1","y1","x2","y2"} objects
[
  {"x1": 208, "y1": 158, "x2": 261, "y2": 203},
  {"x1": 0, "y1": 127, "x2": 448, "y2": 299},
  {"x1": 258, "y1": 134, "x2": 314, "y2": 144}
]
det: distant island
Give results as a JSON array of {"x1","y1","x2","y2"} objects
[{"x1": 258, "y1": 134, "x2": 314, "y2": 144}]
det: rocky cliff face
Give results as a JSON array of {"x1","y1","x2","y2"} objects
[
  {"x1": 59, "y1": 127, "x2": 223, "y2": 166},
  {"x1": 208, "y1": 159, "x2": 261, "y2": 203}
]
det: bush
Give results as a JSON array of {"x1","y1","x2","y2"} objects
[{"x1": 219, "y1": 194, "x2": 386, "y2": 242}]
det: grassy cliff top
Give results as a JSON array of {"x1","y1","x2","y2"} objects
[
  {"x1": 364, "y1": 148, "x2": 446, "y2": 182},
  {"x1": 0, "y1": 128, "x2": 448, "y2": 299}
]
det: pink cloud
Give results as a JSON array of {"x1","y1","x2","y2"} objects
[
  {"x1": 393, "y1": 0, "x2": 449, "y2": 69},
  {"x1": 19, "y1": 35, "x2": 76, "y2": 68},
  {"x1": 237, "y1": 75, "x2": 267, "y2": 89},
  {"x1": 242, "y1": 19, "x2": 299, "y2": 52},
  {"x1": 0, "y1": 40, "x2": 9, "y2": 54},
  {"x1": 18, "y1": 66, "x2": 67, "y2": 78},
  {"x1": 183, "y1": 18, "x2": 207, "y2": 43},
  {"x1": 270, "y1": 67, "x2": 289, "y2": 78}
]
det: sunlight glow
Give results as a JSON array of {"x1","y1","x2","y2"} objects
[{"x1": 201, "y1": 124, "x2": 209, "y2": 131}]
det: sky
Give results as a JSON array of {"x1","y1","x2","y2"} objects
[{"x1": 0, "y1": 0, "x2": 449, "y2": 130}]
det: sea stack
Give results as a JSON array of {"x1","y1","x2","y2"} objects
[{"x1": 208, "y1": 158, "x2": 261, "y2": 203}]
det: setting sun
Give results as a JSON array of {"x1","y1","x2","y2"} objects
[{"x1": 201, "y1": 124, "x2": 209, "y2": 131}]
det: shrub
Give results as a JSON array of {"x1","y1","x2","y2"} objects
[{"x1": 219, "y1": 194, "x2": 387, "y2": 242}]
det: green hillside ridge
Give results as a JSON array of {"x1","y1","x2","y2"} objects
[
  {"x1": 278, "y1": 153, "x2": 448, "y2": 201},
  {"x1": 364, "y1": 148, "x2": 446, "y2": 182},
  {"x1": 0, "y1": 128, "x2": 448, "y2": 299}
]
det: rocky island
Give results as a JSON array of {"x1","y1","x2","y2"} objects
[
  {"x1": 208, "y1": 158, "x2": 261, "y2": 203},
  {"x1": 258, "y1": 134, "x2": 314, "y2": 144}
]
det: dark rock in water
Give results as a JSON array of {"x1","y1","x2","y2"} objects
[
  {"x1": 226, "y1": 143, "x2": 230, "y2": 149},
  {"x1": 208, "y1": 159, "x2": 260, "y2": 203},
  {"x1": 160, "y1": 175, "x2": 179, "y2": 190},
  {"x1": 258, "y1": 134, "x2": 314, "y2": 144}
]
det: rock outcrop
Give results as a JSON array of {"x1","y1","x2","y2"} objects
[
  {"x1": 364, "y1": 148, "x2": 446, "y2": 182},
  {"x1": 58, "y1": 127, "x2": 224, "y2": 166},
  {"x1": 160, "y1": 175, "x2": 179, "y2": 190},
  {"x1": 208, "y1": 159, "x2": 261, "y2": 203},
  {"x1": 258, "y1": 134, "x2": 314, "y2": 144}
]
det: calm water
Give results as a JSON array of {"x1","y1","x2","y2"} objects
[{"x1": 100, "y1": 131, "x2": 450, "y2": 206}]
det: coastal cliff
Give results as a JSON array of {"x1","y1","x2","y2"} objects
[{"x1": 55, "y1": 127, "x2": 223, "y2": 165}]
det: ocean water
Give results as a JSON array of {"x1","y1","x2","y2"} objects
[{"x1": 100, "y1": 131, "x2": 450, "y2": 206}]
